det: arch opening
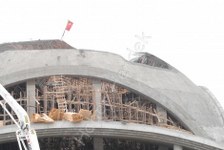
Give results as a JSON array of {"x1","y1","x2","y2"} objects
[{"x1": 0, "y1": 75, "x2": 191, "y2": 133}]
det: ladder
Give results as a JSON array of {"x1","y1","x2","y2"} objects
[{"x1": 52, "y1": 76, "x2": 67, "y2": 112}]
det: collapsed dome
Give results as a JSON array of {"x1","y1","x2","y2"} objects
[{"x1": 130, "y1": 52, "x2": 172, "y2": 70}]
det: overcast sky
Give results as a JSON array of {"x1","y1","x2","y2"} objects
[{"x1": 1, "y1": 0, "x2": 224, "y2": 108}]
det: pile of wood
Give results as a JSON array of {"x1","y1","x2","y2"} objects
[
  {"x1": 63, "y1": 109, "x2": 92, "y2": 122},
  {"x1": 48, "y1": 108, "x2": 64, "y2": 120},
  {"x1": 63, "y1": 112, "x2": 83, "y2": 122},
  {"x1": 31, "y1": 113, "x2": 54, "y2": 123},
  {"x1": 79, "y1": 109, "x2": 92, "y2": 120},
  {"x1": 31, "y1": 108, "x2": 92, "y2": 123}
]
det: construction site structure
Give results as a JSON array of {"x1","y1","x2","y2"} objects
[
  {"x1": 0, "y1": 40, "x2": 224, "y2": 150},
  {"x1": 0, "y1": 75, "x2": 219, "y2": 150}
]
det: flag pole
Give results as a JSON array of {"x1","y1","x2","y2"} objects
[{"x1": 61, "y1": 29, "x2": 66, "y2": 40}]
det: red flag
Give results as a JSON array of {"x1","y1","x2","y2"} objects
[{"x1": 65, "y1": 20, "x2": 73, "y2": 31}]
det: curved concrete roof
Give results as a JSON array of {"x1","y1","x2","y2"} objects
[{"x1": 0, "y1": 48, "x2": 224, "y2": 146}]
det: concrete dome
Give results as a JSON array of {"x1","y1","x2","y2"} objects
[{"x1": 0, "y1": 40, "x2": 223, "y2": 150}]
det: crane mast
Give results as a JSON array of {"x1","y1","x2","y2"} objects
[{"x1": 0, "y1": 83, "x2": 40, "y2": 150}]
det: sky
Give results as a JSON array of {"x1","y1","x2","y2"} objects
[{"x1": 0, "y1": 0, "x2": 224, "y2": 108}]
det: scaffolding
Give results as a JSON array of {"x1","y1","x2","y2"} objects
[
  {"x1": 39, "y1": 76, "x2": 94, "y2": 114},
  {"x1": 0, "y1": 76, "x2": 189, "y2": 132},
  {"x1": 48, "y1": 76, "x2": 68, "y2": 112},
  {"x1": 102, "y1": 82, "x2": 168, "y2": 126}
]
